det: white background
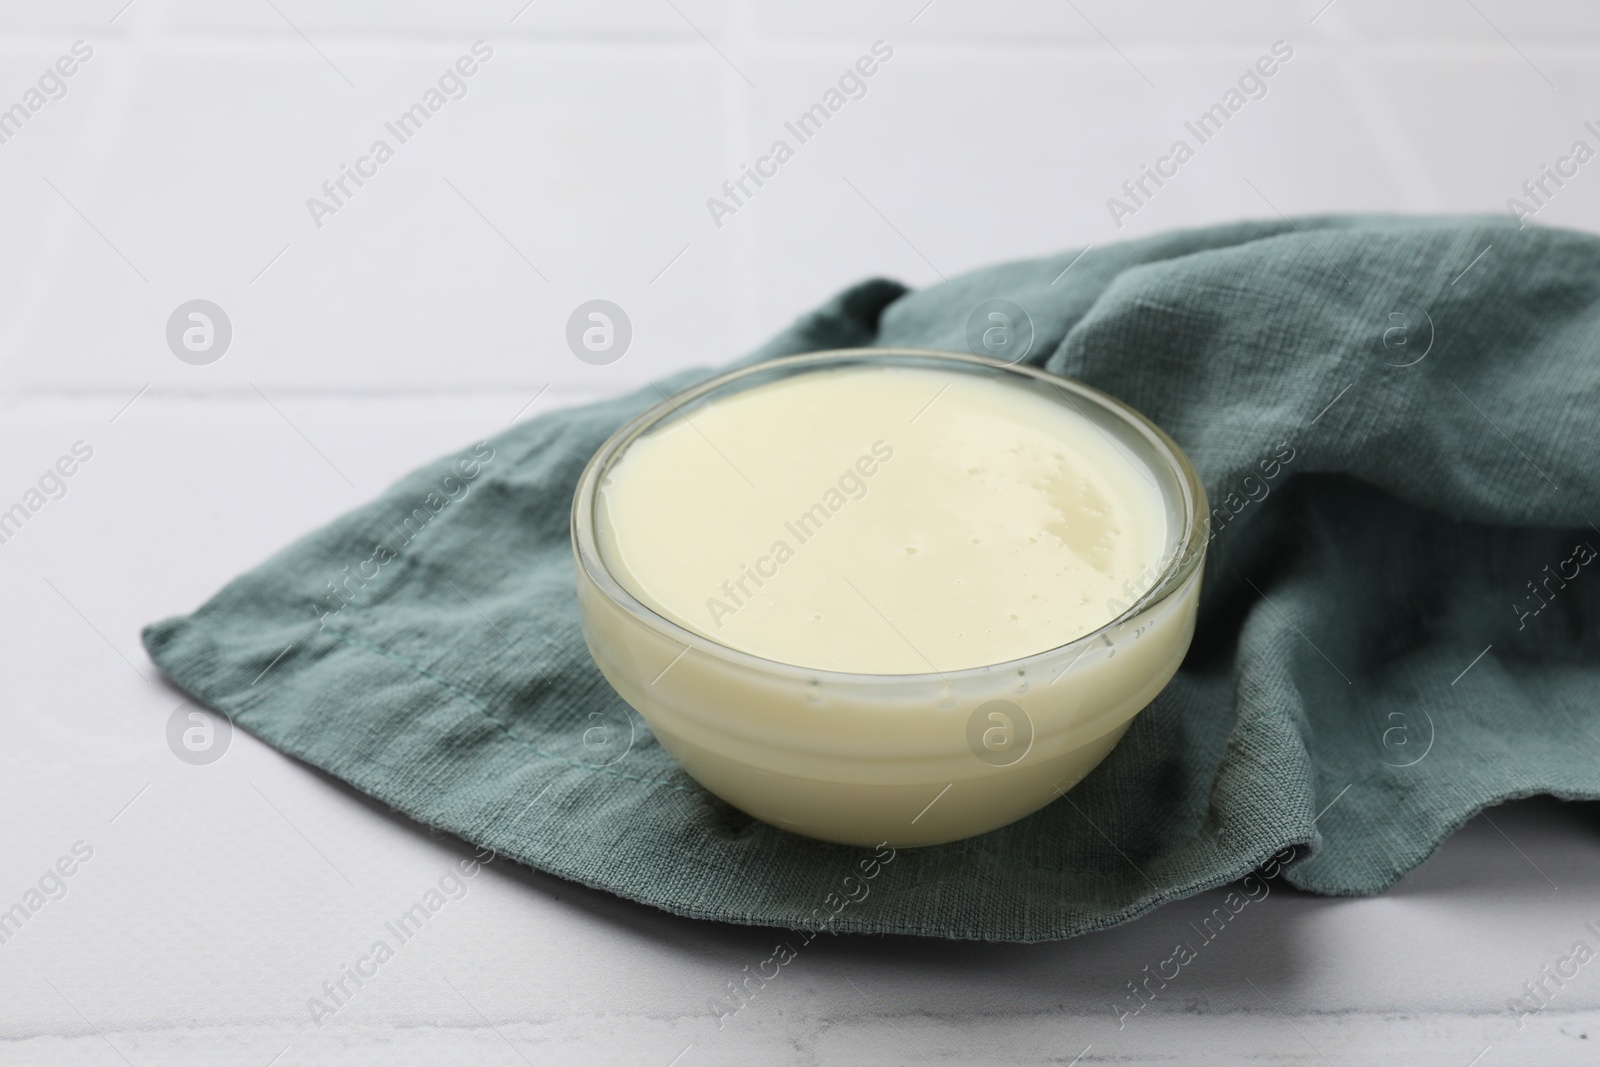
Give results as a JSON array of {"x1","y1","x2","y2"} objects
[{"x1": 2, "y1": 0, "x2": 1599, "y2": 1063}]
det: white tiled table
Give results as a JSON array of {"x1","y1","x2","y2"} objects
[{"x1": 3, "y1": 2, "x2": 1598, "y2": 1063}]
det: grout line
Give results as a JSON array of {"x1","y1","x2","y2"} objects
[
  {"x1": 1311, "y1": 7, "x2": 1444, "y2": 213},
  {"x1": 8, "y1": 30, "x2": 1600, "y2": 51},
  {"x1": 663, "y1": 0, "x2": 755, "y2": 88},
  {"x1": 4, "y1": 385, "x2": 626, "y2": 402}
]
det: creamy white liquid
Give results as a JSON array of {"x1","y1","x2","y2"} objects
[{"x1": 597, "y1": 365, "x2": 1169, "y2": 674}]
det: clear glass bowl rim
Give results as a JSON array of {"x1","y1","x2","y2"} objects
[{"x1": 570, "y1": 347, "x2": 1209, "y2": 686}]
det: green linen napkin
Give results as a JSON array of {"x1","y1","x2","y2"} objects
[{"x1": 143, "y1": 216, "x2": 1600, "y2": 942}]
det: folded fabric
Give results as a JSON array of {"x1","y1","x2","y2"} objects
[{"x1": 143, "y1": 216, "x2": 1600, "y2": 942}]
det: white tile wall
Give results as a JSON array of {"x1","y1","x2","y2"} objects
[
  {"x1": 2, "y1": 0, "x2": 1595, "y2": 405},
  {"x1": 164, "y1": 0, "x2": 726, "y2": 37}
]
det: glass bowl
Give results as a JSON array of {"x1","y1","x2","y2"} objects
[{"x1": 571, "y1": 348, "x2": 1207, "y2": 847}]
